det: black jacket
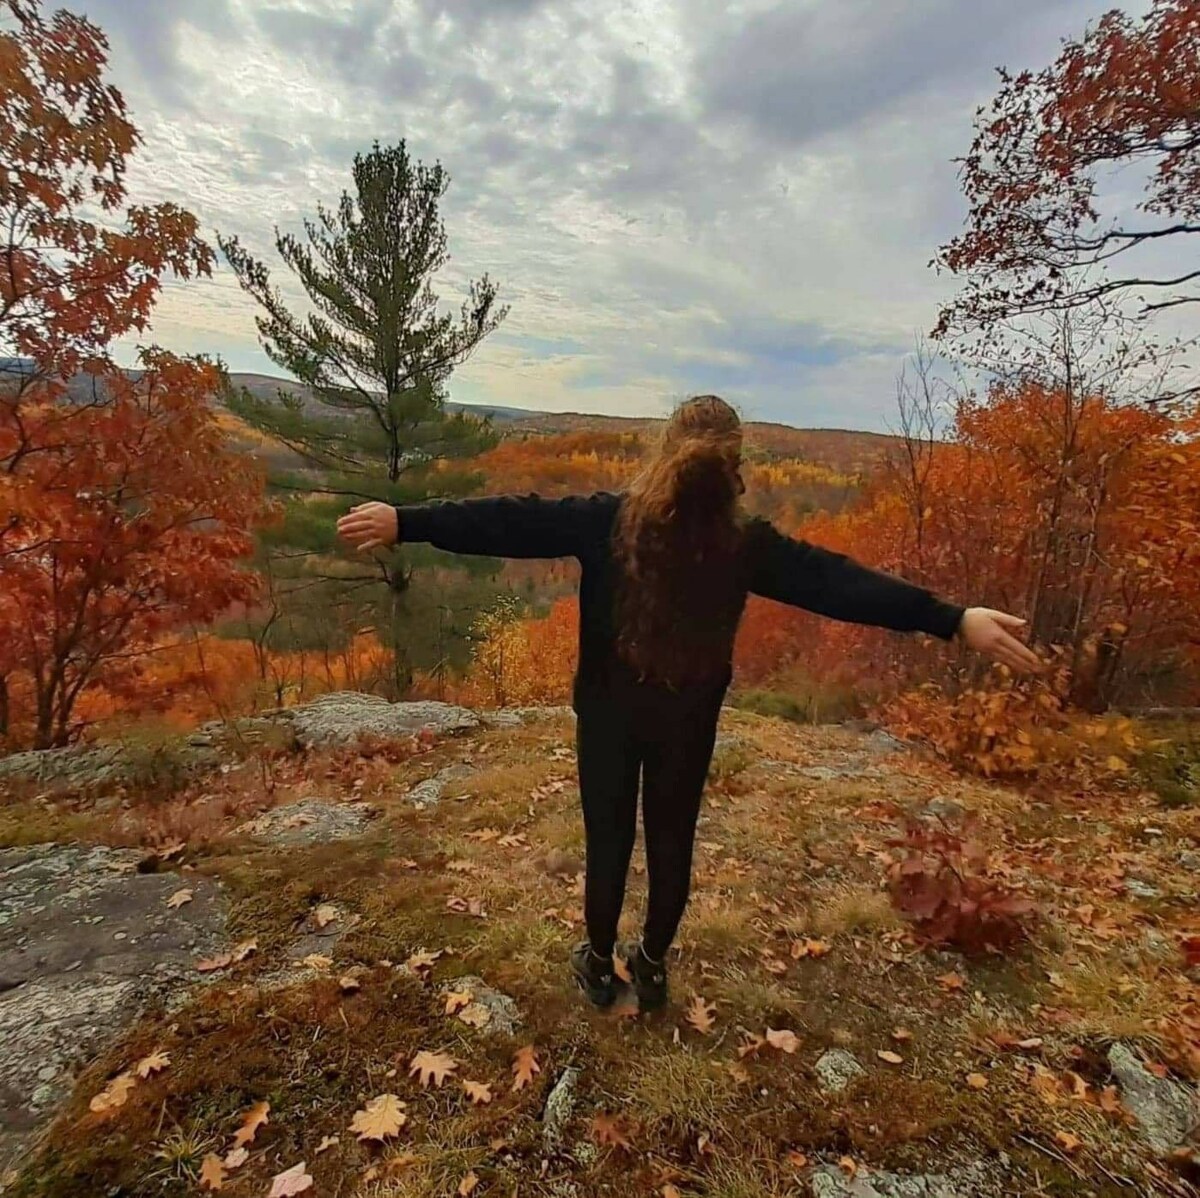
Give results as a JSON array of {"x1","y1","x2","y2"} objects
[{"x1": 396, "y1": 492, "x2": 964, "y2": 708}]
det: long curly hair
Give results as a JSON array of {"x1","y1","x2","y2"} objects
[{"x1": 612, "y1": 395, "x2": 748, "y2": 688}]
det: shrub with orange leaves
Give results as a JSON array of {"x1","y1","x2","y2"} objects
[
  {"x1": 881, "y1": 669, "x2": 1146, "y2": 781},
  {"x1": 417, "y1": 596, "x2": 579, "y2": 709}
]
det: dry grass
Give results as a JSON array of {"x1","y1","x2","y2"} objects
[{"x1": 6, "y1": 709, "x2": 1197, "y2": 1198}]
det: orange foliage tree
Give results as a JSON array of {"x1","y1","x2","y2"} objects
[
  {"x1": 0, "y1": 0, "x2": 212, "y2": 377},
  {"x1": 76, "y1": 630, "x2": 395, "y2": 734},
  {"x1": 1, "y1": 353, "x2": 271, "y2": 747},
  {"x1": 420, "y1": 596, "x2": 579, "y2": 708},
  {"x1": 0, "y1": 1, "x2": 264, "y2": 748},
  {"x1": 795, "y1": 382, "x2": 1198, "y2": 706}
]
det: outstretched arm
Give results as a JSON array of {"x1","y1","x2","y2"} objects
[
  {"x1": 337, "y1": 493, "x2": 611, "y2": 560},
  {"x1": 748, "y1": 522, "x2": 1040, "y2": 672}
]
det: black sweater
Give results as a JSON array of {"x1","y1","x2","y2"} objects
[{"x1": 397, "y1": 493, "x2": 964, "y2": 707}]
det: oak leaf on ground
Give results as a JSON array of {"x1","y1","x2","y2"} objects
[
  {"x1": 410, "y1": 1050, "x2": 458, "y2": 1089},
  {"x1": 199, "y1": 1154, "x2": 225, "y2": 1192},
  {"x1": 89, "y1": 1071, "x2": 135, "y2": 1114},
  {"x1": 350, "y1": 1094, "x2": 407, "y2": 1142},
  {"x1": 512, "y1": 1045, "x2": 541, "y2": 1091},
  {"x1": 232, "y1": 1101, "x2": 270, "y2": 1147}
]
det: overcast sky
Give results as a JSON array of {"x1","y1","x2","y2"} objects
[{"x1": 81, "y1": 0, "x2": 1127, "y2": 430}]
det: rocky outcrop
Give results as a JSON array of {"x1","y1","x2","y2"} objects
[
  {"x1": 0, "y1": 695, "x2": 482, "y2": 791},
  {"x1": 1108, "y1": 1042, "x2": 1199, "y2": 1155},
  {"x1": 0, "y1": 844, "x2": 229, "y2": 1171}
]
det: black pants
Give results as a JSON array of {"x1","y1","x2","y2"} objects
[{"x1": 575, "y1": 684, "x2": 722, "y2": 961}]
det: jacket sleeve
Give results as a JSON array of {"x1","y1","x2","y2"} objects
[
  {"x1": 395, "y1": 493, "x2": 611, "y2": 560},
  {"x1": 747, "y1": 520, "x2": 964, "y2": 640}
]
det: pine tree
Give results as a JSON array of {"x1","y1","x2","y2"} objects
[
  {"x1": 219, "y1": 140, "x2": 507, "y2": 494},
  {"x1": 217, "y1": 141, "x2": 511, "y2": 693}
]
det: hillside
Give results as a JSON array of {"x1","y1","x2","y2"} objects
[
  {"x1": 1, "y1": 697, "x2": 1197, "y2": 1196},
  {"x1": 224, "y1": 372, "x2": 903, "y2": 475}
]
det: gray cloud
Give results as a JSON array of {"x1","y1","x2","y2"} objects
[
  {"x1": 83, "y1": 0, "x2": 1173, "y2": 430},
  {"x1": 79, "y1": 0, "x2": 235, "y2": 110},
  {"x1": 698, "y1": 0, "x2": 1093, "y2": 147}
]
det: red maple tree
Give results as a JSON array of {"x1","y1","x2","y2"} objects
[
  {"x1": 936, "y1": 0, "x2": 1200, "y2": 344},
  {"x1": 0, "y1": 2, "x2": 266, "y2": 747}
]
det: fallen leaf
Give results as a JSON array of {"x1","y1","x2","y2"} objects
[
  {"x1": 406, "y1": 949, "x2": 442, "y2": 974},
  {"x1": 447, "y1": 859, "x2": 476, "y2": 874},
  {"x1": 512, "y1": 1045, "x2": 540, "y2": 1092},
  {"x1": 738, "y1": 1034, "x2": 766, "y2": 1059},
  {"x1": 686, "y1": 996, "x2": 717, "y2": 1035},
  {"x1": 233, "y1": 939, "x2": 257, "y2": 962},
  {"x1": 498, "y1": 833, "x2": 527, "y2": 848},
  {"x1": 166, "y1": 889, "x2": 193, "y2": 909},
  {"x1": 1016, "y1": 1037, "x2": 1044, "y2": 1051},
  {"x1": 592, "y1": 1112, "x2": 633, "y2": 1151},
  {"x1": 877, "y1": 1050, "x2": 904, "y2": 1065},
  {"x1": 839, "y1": 1156, "x2": 859, "y2": 1179},
  {"x1": 727, "y1": 1061, "x2": 752, "y2": 1084},
  {"x1": 792, "y1": 938, "x2": 832, "y2": 959},
  {"x1": 135, "y1": 1050, "x2": 170, "y2": 1078},
  {"x1": 459, "y1": 1004, "x2": 492, "y2": 1028},
  {"x1": 350, "y1": 1094, "x2": 407, "y2": 1142},
  {"x1": 891, "y1": 1028, "x2": 914, "y2": 1042},
  {"x1": 197, "y1": 953, "x2": 233, "y2": 973},
  {"x1": 662, "y1": 1187, "x2": 683, "y2": 1198},
  {"x1": 156, "y1": 841, "x2": 186, "y2": 860},
  {"x1": 614, "y1": 955, "x2": 633, "y2": 984},
  {"x1": 463, "y1": 1080, "x2": 493, "y2": 1106},
  {"x1": 467, "y1": 827, "x2": 502, "y2": 842},
  {"x1": 339, "y1": 973, "x2": 362, "y2": 994},
  {"x1": 233, "y1": 1101, "x2": 270, "y2": 1148},
  {"x1": 966, "y1": 1073, "x2": 988, "y2": 1090},
  {"x1": 1029, "y1": 1065, "x2": 1063, "y2": 1105},
  {"x1": 301, "y1": 954, "x2": 333, "y2": 971},
  {"x1": 765, "y1": 1028, "x2": 800, "y2": 1054},
  {"x1": 268, "y1": 1162, "x2": 313, "y2": 1197},
  {"x1": 1054, "y1": 1131, "x2": 1082, "y2": 1155},
  {"x1": 937, "y1": 972, "x2": 965, "y2": 992},
  {"x1": 458, "y1": 1171, "x2": 480, "y2": 1196},
  {"x1": 223, "y1": 1147, "x2": 249, "y2": 1170},
  {"x1": 199, "y1": 1153, "x2": 225, "y2": 1191},
  {"x1": 445, "y1": 990, "x2": 472, "y2": 1015},
  {"x1": 763, "y1": 956, "x2": 788, "y2": 975},
  {"x1": 786, "y1": 1150, "x2": 809, "y2": 1168},
  {"x1": 1098, "y1": 1086, "x2": 1124, "y2": 1116},
  {"x1": 88, "y1": 1071, "x2": 135, "y2": 1114},
  {"x1": 315, "y1": 1136, "x2": 338, "y2": 1156},
  {"x1": 313, "y1": 903, "x2": 339, "y2": 929},
  {"x1": 410, "y1": 1050, "x2": 458, "y2": 1089}
]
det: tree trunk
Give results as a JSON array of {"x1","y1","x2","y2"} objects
[{"x1": 0, "y1": 674, "x2": 9, "y2": 741}]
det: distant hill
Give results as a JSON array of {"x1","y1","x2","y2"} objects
[
  {"x1": 229, "y1": 373, "x2": 541, "y2": 425},
  {"x1": 2, "y1": 361, "x2": 902, "y2": 475},
  {"x1": 226, "y1": 373, "x2": 901, "y2": 474}
]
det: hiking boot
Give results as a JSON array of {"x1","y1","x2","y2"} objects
[
  {"x1": 621, "y1": 941, "x2": 668, "y2": 1012},
  {"x1": 570, "y1": 942, "x2": 616, "y2": 1008}
]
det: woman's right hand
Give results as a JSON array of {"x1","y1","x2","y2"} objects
[{"x1": 337, "y1": 502, "x2": 400, "y2": 552}]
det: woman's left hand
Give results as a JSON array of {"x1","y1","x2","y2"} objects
[{"x1": 958, "y1": 608, "x2": 1042, "y2": 673}]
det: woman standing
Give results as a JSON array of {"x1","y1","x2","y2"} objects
[{"x1": 337, "y1": 396, "x2": 1039, "y2": 1011}]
